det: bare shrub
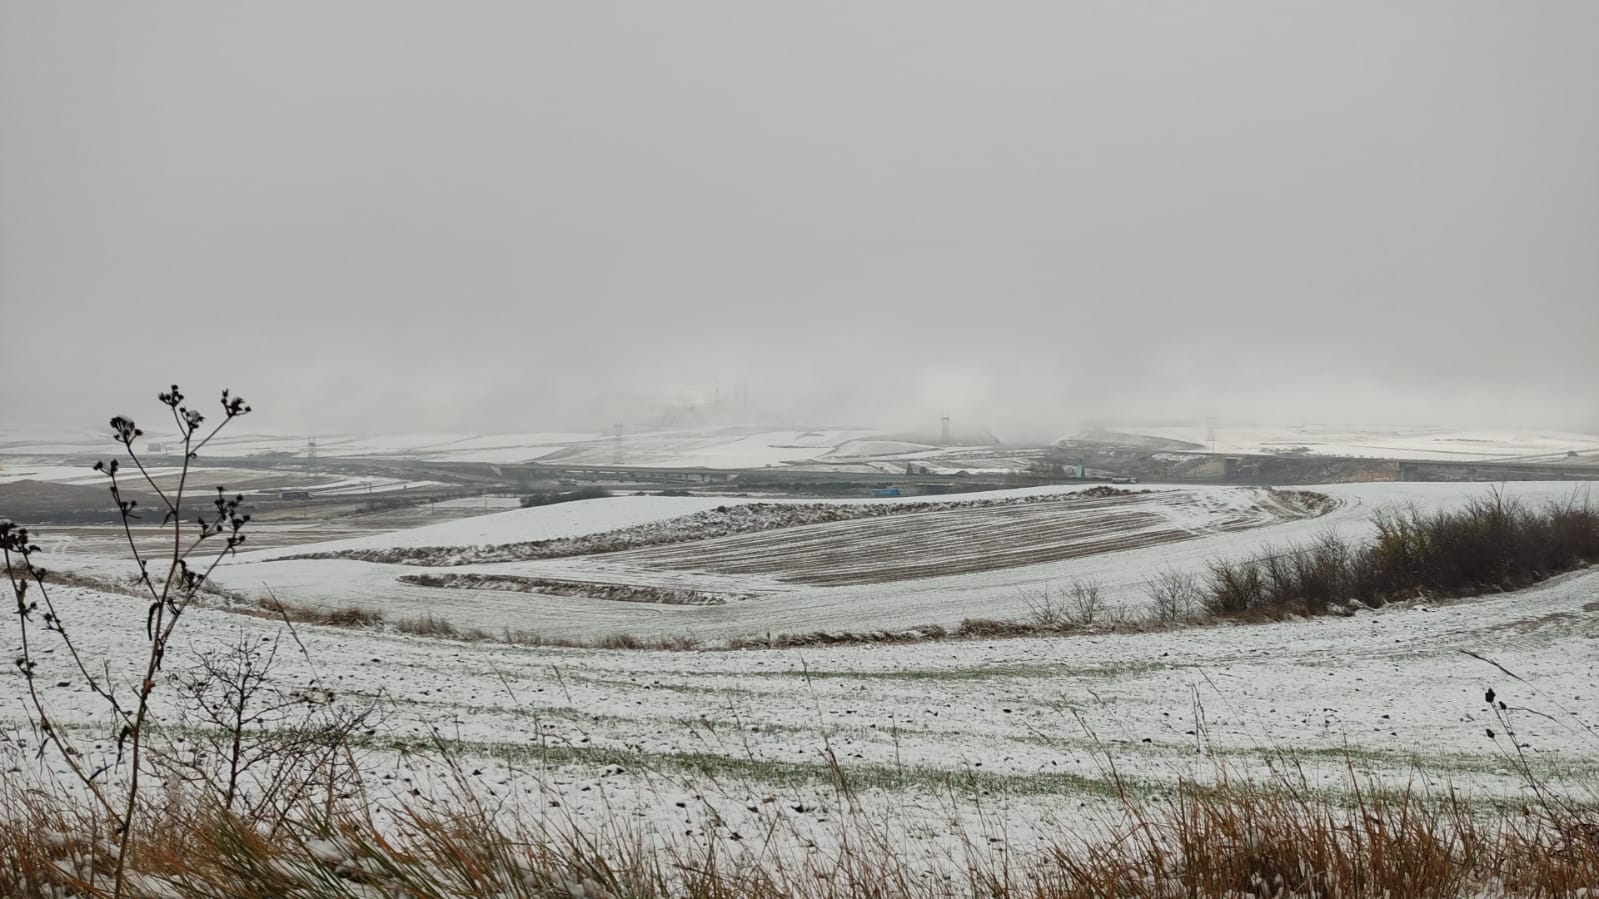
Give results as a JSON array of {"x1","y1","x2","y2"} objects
[
  {"x1": 1022, "y1": 584, "x2": 1071, "y2": 629},
  {"x1": 158, "y1": 631, "x2": 381, "y2": 828},
  {"x1": 1065, "y1": 579, "x2": 1107, "y2": 625},
  {"x1": 1195, "y1": 490, "x2": 1599, "y2": 620},
  {"x1": 1287, "y1": 531, "x2": 1353, "y2": 610},
  {"x1": 1205, "y1": 557, "x2": 1265, "y2": 616},
  {"x1": 1145, "y1": 568, "x2": 1204, "y2": 622},
  {"x1": 1021, "y1": 579, "x2": 1110, "y2": 629}
]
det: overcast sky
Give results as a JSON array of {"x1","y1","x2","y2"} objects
[{"x1": 2, "y1": 2, "x2": 1595, "y2": 440}]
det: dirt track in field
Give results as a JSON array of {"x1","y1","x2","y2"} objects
[{"x1": 615, "y1": 489, "x2": 1329, "y2": 586}]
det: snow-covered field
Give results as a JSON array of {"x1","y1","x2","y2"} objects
[
  {"x1": 1098, "y1": 424, "x2": 1599, "y2": 462},
  {"x1": 94, "y1": 479, "x2": 1589, "y2": 643},
  {"x1": 533, "y1": 428, "x2": 883, "y2": 468},
  {"x1": 0, "y1": 425, "x2": 884, "y2": 469},
  {"x1": 7, "y1": 563, "x2": 1597, "y2": 862},
  {"x1": 6, "y1": 476, "x2": 1598, "y2": 875},
  {"x1": 0, "y1": 462, "x2": 441, "y2": 497},
  {"x1": 248, "y1": 493, "x2": 738, "y2": 558},
  {"x1": 11, "y1": 423, "x2": 1599, "y2": 477}
]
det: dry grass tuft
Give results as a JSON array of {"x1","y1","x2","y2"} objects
[{"x1": 2, "y1": 768, "x2": 1595, "y2": 898}]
